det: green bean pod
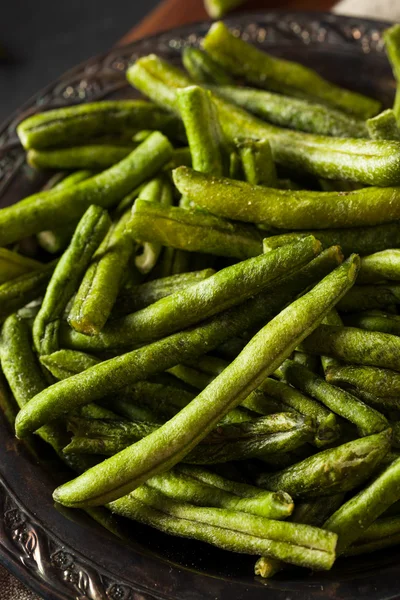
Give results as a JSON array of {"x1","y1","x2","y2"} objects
[
  {"x1": 182, "y1": 47, "x2": 234, "y2": 85},
  {"x1": 211, "y1": 85, "x2": 368, "y2": 138},
  {"x1": 301, "y1": 325, "x2": 400, "y2": 372},
  {"x1": 61, "y1": 236, "x2": 320, "y2": 351},
  {"x1": 238, "y1": 139, "x2": 278, "y2": 187},
  {"x1": 40, "y1": 349, "x2": 100, "y2": 380},
  {"x1": 367, "y1": 109, "x2": 400, "y2": 140},
  {"x1": 109, "y1": 488, "x2": 337, "y2": 571},
  {"x1": 343, "y1": 311, "x2": 400, "y2": 336},
  {"x1": 129, "y1": 199, "x2": 263, "y2": 260},
  {"x1": 326, "y1": 364, "x2": 400, "y2": 410},
  {"x1": 324, "y1": 456, "x2": 400, "y2": 554},
  {"x1": 357, "y1": 250, "x2": 400, "y2": 283},
  {"x1": 0, "y1": 248, "x2": 42, "y2": 285},
  {"x1": 173, "y1": 166, "x2": 400, "y2": 230},
  {"x1": 17, "y1": 100, "x2": 182, "y2": 149},
  {"x1": 257, "y1": 429, "x2": 391, "y2": 499},
  {"x1": 203, "y1": 22, "x2": 380, "y2": 118},
  {"x1": 277, "y1": 359, "x2": 388, "y2": 436},
  {"x1": 68, "y1": 210, "x2": 135, "y2": 335},
  {"x1": 135, "y1": 177, "x2": 174, "y2": 274},
  {"x1": 337, "y1": 284, "x2": 400, "y2": 312},
  {"x1": 128, "y1": 55, "x2": 400, "y2": 186},
  {"x1": 49, "y1": 256, "x2": 359, "y2": 507},
  {"x1": 33, "y1": 205, "x2": 110, "y2": 355},
  {"x1": 27, "y1": 145, "x2": 135, "y2": 170},
  {"x1": 0, "y1": 261, "x2": 57, "y2": 321},
  {"x1": 0, "y1": 132, "x2": 173, "y2": 247}
]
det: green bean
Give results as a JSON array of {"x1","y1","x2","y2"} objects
[
  {"x1": 182, "y1": 47, "x2": 234, "y2": 85},
  {"x1": 27, "y1": 145, "x2": 135, "y2": 170},
  {"x1": 383, "y1": 25, "x2": 400, "y2": 120},
  {"x1": 320, "y1": 308, "x2": 343, "y2": 375},
  {"x1": 242, "y1": 377, "x2": 340, "y2": 448},
  {"x1": 76, "y1": 404, "x2": 119, "y2": 420},
  {"x1": 343, "y1": 311, "x2": 400, "y2": 336},
  {"x1": 49, "y1": 255, "x2": 359, "y2": 507},
  {"x1": 0, "y1": 132, "x2": 173, "y2": 246},
  {"x1": 263, "y1": 223, "x2": 400, "y2": 257},
  {"x1": 134, "y1": 177, "x2": 174, "y2": 274},
  {"x1": 211, "y1": 85, "x2": 368, "y2": 138},
  {"x1": 176, "y1": 464, "x2": 268, "y2": 497},
  {"x1": 113, "y1": 269, "x2": 215, "y2": 316},
  {"x1": 0, "y1": 248, "x2": 42, "y2": 285},
  {"x1": 337, "y1": 284, "x2": 400, "y2": 312},
  {"x1": 184, "y1": 354, "x2": 228, "y2": 376},
  {"x1": 352, "y1": 515, "x2": 400, "y2": 544},
  {"x1": 326, "y1": 364, "x2": 400, "y2": 410},
  {"x1": 167, "y1": 364, "x2": 214, "y2": 390},
  {"x1": 301, "y1": 325, "x2": 400, "y2": 372},
  {"x1": 148, "y1": 467, "x2": 294, "y2": 519},
  {"x1": 203, "y1": 0, "x2": 246, "y2": 18},
  {"x1": 128, "y1": 55, "x2": 400, "y2": 186},
  {"x1": 61, "y1": 237, "x2": 320, "y2": 352},
  {"x1": 17, "y1": 100, "x2": 182, "y2": 149},
  {"x1": 238, "y1": 139, "x2": 278, "y2": 187},
  {"x1": 129, "y1": 199, "x2": 263, "y2": 260},
  {"x1": 68, "y1": 210, "x2": 135, "y2": 335},
  {"x1": 14, "y1": 245, "x2": 341, "y2": 442},
  {"x1": 367, "y1": 109, "x2": 400, "y2": 140},
  {"x1": 292, "y1": 351, "x2": 320, "y2": 373},
  {"x1": 174, "y1": 166, "x2": 400, "y2": 230},
  {"x1": 37, "y1": 170, "x2": 94, "y2": 254},
  {"x1": 203, "y1": 22, "x2": 380, "y2": 118},
  {"x1": 177, "y1": 85, "x2": 229, "y2": 177},
  {"x1": 40, "y1": 349, "x2": 100, "y2": 380},
  {"x1": 255, "y1": 493, "x2": 344, "y2": 578},
  {"x1": 109, "y1": 488, "x2": 337, "y2": 571},
  {"x1": 324, "y1": 456, "x2": 400, "y2": 554},
  {"x1": 277, "y1": 360, "x2": 388, "y2": 436},
  {"x1": 33, "y1": 205, "x2": 110, "y2": 355},
  {"x1": 0, "y1": 261, "x2": 57, "y2": 321},
  {"x1": 357, "y1": 250, "x2": 400, "y2": 283},
  {"x1": 344, "y1": 532, "x2": 400, "y2": 556},
  {"x1": 257, "y1": 429, "x2": 391, "y2": 499}
]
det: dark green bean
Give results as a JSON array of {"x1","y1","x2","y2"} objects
[
  {"x1": 33, "y1": 205, "x2": 110, "y2": 355},
  {"x1": 40, "y1": 349, "x2": 100, "y2": 380},
  {"x1": 367, "y1": 109, "x2": 400, "y2": 140},
  {"x1": 257, "y1": 429, "x2": 391, "y2": 499},
  {"x1": 182, "y1": 47, "x2": 234, "y2": 85},
  {"x1": 357, "y1": 250, "x2": 400, "y2": 283},
  {"x1": 301, "y1": 325, "x2": 400, "y2": 372},
  {"x1": 27, "y1": 145, "x2": 134, "y2": 170},
  {"x1": 60, "y1": 237, "x2": 320, "y2": 351},
  {"x1": 211, "y1": 85, "x2": 368, "y2": 138},
  {"x1": 292, "y1": 351, "x2": 320, "y2": 373},
  {"x1": 277, "y1": 359, "x2": 388, "y2": 436},
  {"x1": 0, "y1": 261, "x2": 57, "y2": 321},
  {"x1": 342, "y1": 311, "x2": 400, "y2": 336},
  {"x1": 324, "y1": 456, "x2": 400, "y2": 554},
  {"x1": 344, "y1": 532, "x2": 400, "y2": 556},
  {"x1": 129, "y1": 199, "x2": 263, "y2": 260},
  {"x1": 174, "y1": 166, "x2": 400, "y2": 230},
  {"x1": 203, "y1": 22, "x2": 380, "y2": 118},
  {"x1": 68, "y1": 210, "x2": 135, "y2": 335},
  {"x1": 0, "y1": 132, "x2": 173, "y2": 246},
  {"x1": 0, "y1": 248, "x2": 42, "y2": 285},
  {"x1": 49, "y1": 256, "x2": 359, "y2": 507},
  {"x1": 337, "y1": 284, "x2": 400, "y2": 312},
  {"x1": 17, "y1": 100, "x2": 182, "y2": 149}
]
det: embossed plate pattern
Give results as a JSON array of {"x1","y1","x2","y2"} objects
[{"x1": 0, "y1": 11, "x2": 398, "y2": 600}]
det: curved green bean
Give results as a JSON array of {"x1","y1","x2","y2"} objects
[
  {"x1": 203, "y1": 22, "x2": 380, "y2": 118},
  {"x1": 0, "y1": 132, "x2": 173, "y2": 246},
  {"x1": 33, "y1": 205, "x2": 110, "y2": 354},
  {"x1": 257, "y1": 429, "x2": 391, "y2": 499}
]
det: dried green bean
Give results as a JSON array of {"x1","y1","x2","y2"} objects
[
  {"x1": 337, "y1": 284, "x2": 400, "y2": 312},
  {"x1": 367, "y1": 109, "x2": 400, "y2": 140},
  {"x1": 358, "y1": 250, "x2": 400, "y2": 283},
  {"x1": 27, "y1": 145, "x2": 134, "y2": 170},
  {"x1": 342, "y1": 311, "x2": 400, "y2": 336},
  {"x1": 238, "y1": 139, "x2": 278, "y2": 187},
  {"x1": 182, "y1": 47, "x2": 234, "y2": 85},
  {"x1": 0, "y1": 248, "x2": 42, "y2": 285}
]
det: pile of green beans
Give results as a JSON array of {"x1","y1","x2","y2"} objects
[{"x1": 4, "y1": 20, "x2": 400, "y2": 581}]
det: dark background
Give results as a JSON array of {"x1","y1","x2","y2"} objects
[{"x1": 0, "y1": 0, "x2": 160, "y2": 123}]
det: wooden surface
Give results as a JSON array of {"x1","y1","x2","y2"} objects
[{"x1": 119, "y1": 0, "x2": 336, "y2": 45}]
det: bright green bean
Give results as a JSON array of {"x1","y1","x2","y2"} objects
[
  {"x1": 211, "y1": 85, "x2": 368, "y2": 138},
  {"x1": 17, "y1": 100, "x2": 182, "y2": 149},
  {"x1": 0, "y1": 132, "x2": 173, "y2": 246},
  {"x1": 182, "y1": 47, "x2": 234, "y2": 85},
  {"x1": 203, "y1": 22, "x2": 380, "y2": 118},
  {"x1": 68, "y1": 210, "x2": 135, "y2": 335},
  {"x1": 203, "y1": 0, "x2": 246, "y2": 18},
  {"x1": 49, "y1": 255, "x2": 359, "y2": 507},
  {"x1": 301, "y1": 325, "x2": 400, "y2": 372},
  {"x1": 33, "y1": 205, "x2": 110, "y2": 355},
  {"x1": 173, "y1": 166, "x2": 400, "y2": 230},
  {"x1": 277, "y1": 359, "x2": 388, "y2": 436},
  {"x1": 324, "y1": 456, "x2": 400, "y2": 554},
  {"x1": 129, "y1": 199, "x2": 263, "y2": 260},
  {"x1": 27, "y1": 145, "x2": 134, "y2": 170},
  {"x1": 257, "y1": 429, "x2": 391, "y2": 499}
]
